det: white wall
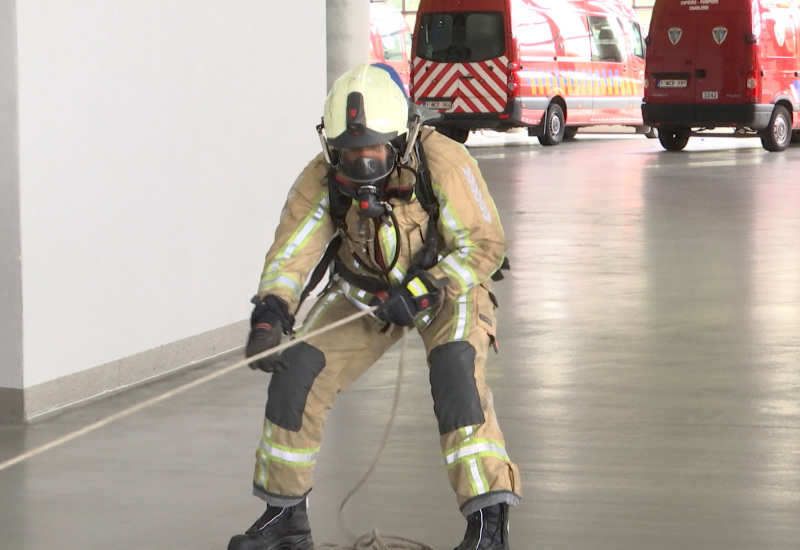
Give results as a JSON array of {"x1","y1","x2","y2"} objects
[{"x1": 4, "y1": 2, "x2": 326, "y2": 402}]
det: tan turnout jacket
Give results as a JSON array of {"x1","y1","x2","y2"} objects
[{"x1": 257, "y1": 128, "x2": 506, "y2": 325}]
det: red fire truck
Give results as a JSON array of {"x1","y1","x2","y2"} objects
[
  {"x1": 411, "y1": 0, "x2": 651, "y2": 145},
  {"x1": 642, "y1": 0, "x2": 800, "y2": 152}
]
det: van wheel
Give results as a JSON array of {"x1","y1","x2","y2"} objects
[
  {"x1": 760, "y1": 106, "x2": 791, "y2": 152},
  {"x1": 657, "y1": 129, "x2": 689, "y2": 151},
  {"x1": 537, "y1": 104, "x2": 565, "y2": 146},
  {"x1": 436, "y1": 127, "x2": 470, "y2": 144},
  {"x1": 563, "y1": 127, "x2": 579, "y2": 140}
]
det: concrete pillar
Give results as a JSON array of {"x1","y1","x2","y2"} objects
[
  {"x1": 0, "y1": 0, "x2": 23, "y2": 422},
  {"x1": 326, "y1": 0, "x2": 370, "y2": 90}
]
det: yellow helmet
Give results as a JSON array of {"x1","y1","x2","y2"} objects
[{"x1": 323, "y1": 63, "x2": 409, "y2": 150}]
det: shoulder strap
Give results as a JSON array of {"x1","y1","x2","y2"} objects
[
  {"x1": 413, "y1": 138, "x2": 438, "y2": 217},
  {"x1": 411, "y1": 138, "x2": 441, "y2": 271},
  {"x1": 296, "y1": 171, "x2": 349, "y2": 310},
  {"x1": 327, "y1": 171, "x2": 353, "y2": 231}
]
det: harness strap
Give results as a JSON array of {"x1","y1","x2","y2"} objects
[
  {"x1": 332, "y1": 257, "x2": 392, "y2": 295},
  {"x1": 297, "y1": 235, "x2": 342, "y2": 309}
]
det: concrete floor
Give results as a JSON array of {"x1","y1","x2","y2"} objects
[{"x1": 1, "y1": 131, "x2": 799, "y2": 550}]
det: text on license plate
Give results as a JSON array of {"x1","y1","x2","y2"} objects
[
  {"x1": 658, "y1": 79, "x2": 688, "y2": 88},
  {"x1": 424, "y1": 100, "x2": 453, "y2": 110}
]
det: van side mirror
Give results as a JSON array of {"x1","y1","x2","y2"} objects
[
  {"x1": 644, "y1": 35, "x2": 652, "y2": 46},
  {"x1": 744, "y1": 33, "x2": 757, "y2": 44}
]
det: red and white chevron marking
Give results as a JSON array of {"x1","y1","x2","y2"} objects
[{"x1": 412, "y1": 56, "x2": 510, "y2": 114}]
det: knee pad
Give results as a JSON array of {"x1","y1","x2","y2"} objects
[
  {"x1": 265, "y1": 342, "x2": 326, "y2": 431},
  {"x1": 429, "y1": 341, "x2": 485, "y2": 435}
]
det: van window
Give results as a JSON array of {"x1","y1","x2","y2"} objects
[
  {"x1": 416, "y1": 12, "x2": 505, "y2": 62},
  {"x1": 623, "y1": 19, "x2": 645, "y2": 59},
  {"x1": 763, "y1": 14, "x2": 797, "y2": 57},
  {"x1": 556, "y1": 11, "x2": 592, "y2": 58},
  {"x1": 588, "y1": 16, "x2": 624, "y2": 62},
  {"x1": 517, "y1": 13, "x2": 557, "y2": 59},
  {"x1": 380, "y1": 29, "x2": 407, "y2": 61}
]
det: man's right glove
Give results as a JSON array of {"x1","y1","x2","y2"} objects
[
  {"x1": 245, "y1": 295, "x2": 295, "y2": 372},
  {"x1": 369, "y1": 270, "x2": 443, "y2": 327}
]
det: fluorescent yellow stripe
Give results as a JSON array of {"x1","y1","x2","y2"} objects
[{"x1": 407, "y1": 277, "x2": 428, "y2": 297}]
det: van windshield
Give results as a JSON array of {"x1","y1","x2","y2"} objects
[{"x1": 416, "y1": 12, "x2": 505, "y2": 62}]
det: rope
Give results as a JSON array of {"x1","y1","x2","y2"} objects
[
  {"x1": 0, "y1": 306, "x2": 379, "y2": 472},
  {"x1": 313, "y1": 327, "x2": 436, "y2": 550},
  {"x1": 315, "y1": 529, "x2": 435, "y2": 550}
]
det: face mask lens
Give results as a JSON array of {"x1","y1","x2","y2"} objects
[{"x1": 340, "y1": 144, "x2": 395, "y2": 185}]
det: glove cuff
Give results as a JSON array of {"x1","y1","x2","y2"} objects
[
  {"x1": 405, "y1": 270, "x2": 442, "y2": 310},
  {"x1": 405, "y1": 270, "x2": 440, "y2": 296},
  {"x1": 250, "y1": 295, "x2": 295, "y2": 333}
]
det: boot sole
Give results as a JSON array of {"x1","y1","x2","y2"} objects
[{"x1": 276, "y1": 534, "x2": 314, "y2": 550}]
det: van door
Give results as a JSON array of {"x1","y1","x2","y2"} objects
[
  {"x1": 646, "y1": 2, "x2": 698, "y2": 107},
  {"x1": 621, "y1": 17, "x2": 646, "y2": 118},
  {"x1": 588, "y1": 16, "x2": 630, "y2": 123},
  {"x1": 693, "y1": 1, "x2": 753, "y2": 107},
  {"x1": 413, "y1": 9, "x2": 510, "y2": 114}
]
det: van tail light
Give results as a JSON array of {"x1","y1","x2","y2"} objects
[
  {"x1": 507, "y1": 61, "x2": 519, "y2": 94},
  {"x1": 745, "y1": 70, "x2": 759, "y2": 102}
]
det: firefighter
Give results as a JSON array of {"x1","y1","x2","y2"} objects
[{"x1": 228, "y1": 63, "x2": 521, "y2": 550}]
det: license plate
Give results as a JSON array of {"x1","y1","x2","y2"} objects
[
  {"x1": 702, "y1": 91, "x2": 719, "y2": 99},
  {"x1": 658, "y1": 79, "x2": 688, "y2": 88},
  {"x1": 424, "y1": 100, "x2": 452, "y2": 110}
]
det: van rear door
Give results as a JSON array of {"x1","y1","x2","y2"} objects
[
  {"x1": 693, "y1": 0, "x2": 753, "y2": 106},
  {"x1": 413, "y1": 1, "x2": 510, "y2": 114},
  {"x1": 648, "y1": 0, "x2": 752, "y2": 107}
]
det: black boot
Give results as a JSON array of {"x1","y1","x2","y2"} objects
[
  {"x1": 453, "y1": 503, "x2": 510, "y2": 550},
  {"x1": 228, "y1": 499, "x2": 313, "y2": 550}
]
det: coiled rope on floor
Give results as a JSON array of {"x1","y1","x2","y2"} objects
[{"x1": 315, "y1": 529, "x2": 436, "y2": 550}]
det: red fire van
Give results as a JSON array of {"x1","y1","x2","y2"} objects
[
  {"x1": 410, "y1": 0, "x2": 651, "y2": 145},
  {"x1": 370, "y1": 0, "x2": 413, "y2": 95},
  {"x1": 642, "y1": 0, "x2": 800, "y2": 152}
]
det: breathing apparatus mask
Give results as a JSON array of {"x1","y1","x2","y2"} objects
[{"x1": 317, "y1": 64, "x2": 423, "y2": 219}]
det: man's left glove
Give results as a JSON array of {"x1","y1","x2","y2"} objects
[
  {"x1": 369, "y1": 270, "x2": 443, "y2": 327},
  {"x1": 245, "y1": 294, "x2": 295, "y2": 373}
]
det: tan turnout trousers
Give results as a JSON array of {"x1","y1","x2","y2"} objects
[{"x1": 252, "y1": 281, "x2": 521, "y2": 516}]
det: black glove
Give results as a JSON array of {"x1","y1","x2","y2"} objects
[
  {"x1": 245, "y1": 295, "x2": 295, "y2": 372},
  {"x1": 369, "y1": 270, "x2": 443, "y2": 327}
]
